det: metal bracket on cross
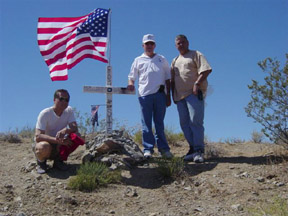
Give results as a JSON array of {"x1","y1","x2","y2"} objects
[{"x1": 83, "y1": 65, "x2": 135, "y2": 135}]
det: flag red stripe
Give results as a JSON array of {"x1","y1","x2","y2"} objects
[
  {"x1": 51, "y1": 75, "x2": 68, "y2": 81},
  {"x1": 39, "y1": 16, "x2": 87, "y2": 23},
  {"x1": 50, "y1": 63, "x2": 67, "y2": 72},
  {"x1": 45, "y1": 51, "x2": 66, "y2": 66}
]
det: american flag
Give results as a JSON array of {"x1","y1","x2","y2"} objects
[{"x1": 37, "y1": 8, "x2": 110, "y2": 81}]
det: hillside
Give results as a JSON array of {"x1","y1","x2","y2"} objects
[{"x1": 0, "y1": 138, "x2": 287, "y2": 216}]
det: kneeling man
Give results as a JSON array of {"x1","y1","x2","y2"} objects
[{"x1": 33, "y1": 89, "x2": 83, "y2": 174}]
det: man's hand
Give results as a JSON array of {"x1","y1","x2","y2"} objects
[
  {"x1": 56, "y1": 128, "x2": 67, "y2": 141},
  {"x1": 166, "y1": 94, "x2": 171, "y2": 107},
  {"x1": 193, "y1": 83, "x2": 199, "y2": 95},
  {"x1": 127, "y1": 85, "x2": 135, "y2": 91},
  {"x1": 56, "y1": 133, "x2": 73, "y2": 146}
]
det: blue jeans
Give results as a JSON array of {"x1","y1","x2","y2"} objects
[
  {"x1": 138, "y1": 92, "x2": 170, "y2": 153},
  {"x1": 176, "y1": 94, "x2": 205, "y2": 152}
]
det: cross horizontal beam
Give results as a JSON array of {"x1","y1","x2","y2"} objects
[{"x1": 83, "y1": 86, "x2": 135, "y2": 95}]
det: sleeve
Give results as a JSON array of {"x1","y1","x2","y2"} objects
[
  {"x1": 128, "y1": 58, "x2": 138, "y2": 81},
  {"x1": 67, "y1": 107, "x2": 76, "y2": 124},
  {"x1": 35, "y1": 110, "x2": 47, "y2": 131},
  {"x1": 195, "y1": 51, "x2": 212, "y2": 74}
]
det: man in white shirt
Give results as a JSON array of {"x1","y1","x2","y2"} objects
[
  {"x1": 127, "y1": 34, "x2": 173, "y2": 159},
  {"x1": 33, "y1": 89, "x2": 80, "y2": 174}
]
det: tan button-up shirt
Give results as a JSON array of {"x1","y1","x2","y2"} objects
[{"x1": 171, "y1": 50, "x2": 212, "y2": 101}]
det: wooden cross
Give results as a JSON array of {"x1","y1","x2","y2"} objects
[{"x1": 83, "y1": 65, "x2": 135, "y2": 134}]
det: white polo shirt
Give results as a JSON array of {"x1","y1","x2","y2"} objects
[{"x1": 128, "y1": 53, "x2": 171, "y2": 97}]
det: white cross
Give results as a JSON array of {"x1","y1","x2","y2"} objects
[{"x1": 83, "y1": 65, "x2": 135, "y2": 134}]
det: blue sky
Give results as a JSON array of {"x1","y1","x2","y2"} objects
[{"x1": 0, "y1": 0, "x2": 287, "y2": 142}]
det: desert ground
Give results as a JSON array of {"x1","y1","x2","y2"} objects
[{"x1": 1, "y1": 137, "x2": 288, "y2": 216}]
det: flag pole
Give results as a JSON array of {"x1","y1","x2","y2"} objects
[{"x1": 108, "y1": 9, "x2": 112, "y2": 66}]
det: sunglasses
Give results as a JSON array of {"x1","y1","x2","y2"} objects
[
  {"x1": 58, "y1": 97, "x2": 69, "y2": 102},
  {"x1": 144, "y1": 42, "x2": 155, "y2": 46}
]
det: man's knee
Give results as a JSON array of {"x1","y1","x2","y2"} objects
[{"x1": 34, "y1": 141, "x2": 52, "y2": 160}]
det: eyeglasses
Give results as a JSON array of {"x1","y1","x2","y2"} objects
[
  {"x1": 58, "y1": 97, "x2": 69, "y2": 102},
  {"x1": 144, "y1": 42, "x2": 155, "y2": 46}
]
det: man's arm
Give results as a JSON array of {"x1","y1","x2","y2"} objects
[
  {"x1": 165, "y1": 79, "x2": 171, "y2": 107},
  {"x1": 35, "y1": 128, "x2": 58, "y2": 144},
  {"x1": 193, "y1": 70, "x2": 212, "y2": 95}
]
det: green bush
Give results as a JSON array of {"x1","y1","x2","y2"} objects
[
  {"x1": 154, "y1": 157, "x2": 184, "y2": 179},
  {"x1": 68, "y1": 162, "x2": 121, "y2": 192},
  {"x1": 132, "y1": 126, "x2": 185, "y2": 147},
  {"x1": 248, "y1": 196, "x2": 288, "y2": 216}
]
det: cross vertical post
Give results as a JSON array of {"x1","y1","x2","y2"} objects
[{"x1": 106, "y1": 65, "x2": 113, "y2": 134}]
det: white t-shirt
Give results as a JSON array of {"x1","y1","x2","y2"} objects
[
  {"x1": 128, "y1": 53, "x2": 171, "y2": 97},
  {"x1": 35, "y1": 106, "x2": 76, "y2": 137}
]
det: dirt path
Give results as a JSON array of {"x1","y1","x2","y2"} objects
[{"x1": 0, "y1": 139, "x2": 287, "y2": 216}]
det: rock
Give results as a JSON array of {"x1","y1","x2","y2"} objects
[
  {"x1": 21, "y1": 161, "x2": 37, "y2": 172},
  {"x1": 231, "y1": 204, "x2": 243, "y2": 211},
  {"x1": 82, "y1": 130, "x2": 145, "y2": 169},
  {"x1": 109, "y1": 210, "x2": 115, "y2": 214},
  {"x1": 256, "y1": 176, "x2": 265, "y2": 182},
  {"x1": 123, "y1": 187, "x2": 138, "y2": 197},
  {"x1": 184, "y1": 186, "x2": 192, "y2": 191},
  {"x1": 194, "y1": 207, "x2": 203, "y2": 212}
]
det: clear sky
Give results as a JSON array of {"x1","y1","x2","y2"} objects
[{"x1": 0, "y1": 0, "x2": 287, "y2": 142}]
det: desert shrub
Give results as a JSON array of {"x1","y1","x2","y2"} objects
[
  {"x1": 132, "y1": 126, "x2": 185, "y2": 147},
  {"x1": 245, "y1": 54, "x2": 288, "y2": 145},
  {"x1": 223, "y1": 137, "x2": 245, "y2": 144},
  {"x1": 205, "y1": 143, "x2": 226, "y2": 159},
  {"x1": 0, "y1": 133, "x2": 22, "y2": 143},
  {"x1": 248, "y1": 196, "x2": 288, "y2": 216},
  {"x1": 251, "y1": 130, "x2": 265, "y2": 143},
  {"x1": 154, "y1": 157, "x2": 184, "y2": 179},
  {"x1": 132, "y1": 129, "x2": 142, "y2": 145},
  {"x1": 18, "y1": 126, "x2": 35, "y2": 139},
  {"x1": 165, "y1": 127, "x2": 185, "y2": 147},
  {"x1": 68, "y1": 162, "x2": 121, "y2": 192}
]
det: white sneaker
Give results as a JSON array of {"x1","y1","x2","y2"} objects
[
  {"x1": 144, "y1": 151, "x2": 152, "y2": 159},
  {"x1": 193, "y1": 152, "x2": 204, "y2": 163},
  {"x1": 183, "y1": 149, "x2": 194, "y2": 161}
]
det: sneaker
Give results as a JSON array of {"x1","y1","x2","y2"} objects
[
  {"x1": 144, "y1": 151, "x2": 152, "y2": 159},
  {"x1": 36, "y1": 160, "x2": 48, "y2": 174},
  {"x1": 160, "y1": 151, "x2": 173, "y2": 159},
  {"x1": 193, "y1": 152, "x2": 204, "y2": 163},
  {"x1": 53, "y1": 159, "x2": 69, "y2": 171},
  {"x1": 183, "y1": 148, "x2": 194, "y2": 161}
]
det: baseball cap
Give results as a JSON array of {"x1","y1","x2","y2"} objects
[{"x1": 142, "y1": 34, "x2": 155, "y2": 44}]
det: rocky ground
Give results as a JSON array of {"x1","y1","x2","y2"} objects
[{"x1": 1, "y1": 136, "x2": 288, "y2": 216}]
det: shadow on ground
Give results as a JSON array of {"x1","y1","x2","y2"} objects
[
  {"x1": 207, "y1": 155, "x2": 288, "y2": 165},
  {"x1": 46, "y1": 163, "x2": 81, "y2": 179}
]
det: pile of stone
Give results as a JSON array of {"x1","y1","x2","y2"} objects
[{"x1": 82, "y1": 130, "x2": 145, "y2": 170}]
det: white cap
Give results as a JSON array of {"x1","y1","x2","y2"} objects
[{"x1": 142, "y1": 34, "x2": 155, "y2": 44}]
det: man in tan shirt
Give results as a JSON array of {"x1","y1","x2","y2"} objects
[{"x1": 171, "y1": 34, "x2": 212, "y2": 163}]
